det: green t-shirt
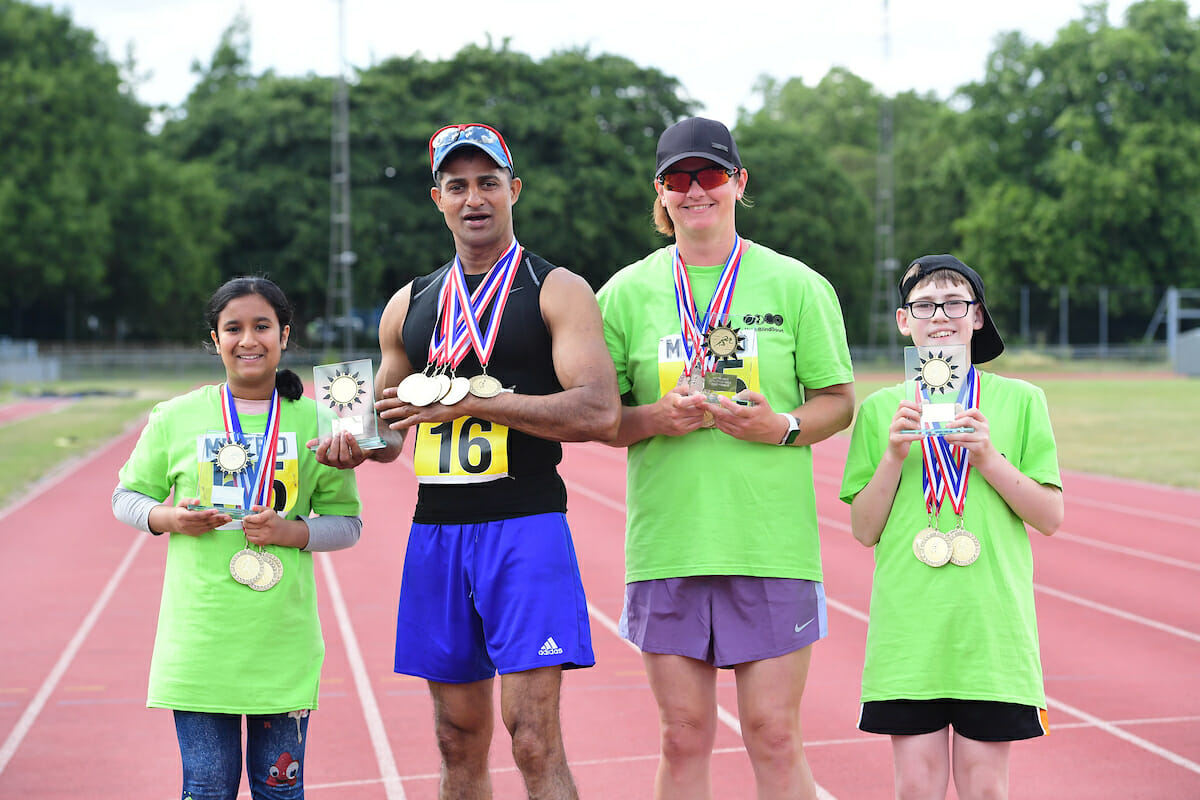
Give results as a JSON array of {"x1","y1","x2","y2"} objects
[
  {"x1": 118, "y1": 385, "x2": 362, "y2": 714},
  {"x1": 598, "y1": 242, "x2": 854, "y2": 583},
  {"x1": 840, "y1": 372, "x2": 1061, "y2": 706}
]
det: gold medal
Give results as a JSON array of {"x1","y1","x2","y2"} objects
[
  {"x1": 705, "y1": 324, "x2": 740, "y2": 360},
  {"x1": 230, "y1": 548, "x2": 264, "y2": 585},
  {"x1": 432, "y1": 373, "x2": 452, "y2": 403},
  {"x1": 913, "y1": 528, "x2": 952, "y2": 567},
  {"x1": 249, "y1": 550, "x2": 282, "y2": 591},
  {"x1": 407, "y1": 375, "x2": 445, "y2": 407},
  {"x1": 440, "y1": 376, "x2": 471, "y2": 406},
  {"x1": 949, "y1": 528, "x2": 981, "y2": 566},
  {"x1": 468, "y1": 373, "x2": 503, "y2": 398},
  {"x1": 396, "y1": 373, "x2": 429, "y2": 404}
]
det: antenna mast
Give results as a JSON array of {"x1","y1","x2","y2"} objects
[
  {"x1": 869, "y1": 0, "x2": 898, "y2": 350},
  {"x1": 326, "y1": 0, "x2": 355, "y2": 355}
]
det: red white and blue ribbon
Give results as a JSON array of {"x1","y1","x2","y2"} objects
[
  {"x1": 220, "y1": 383, "x2": 281, "y2": 511},
  {"x1": 672, "y1": 236, "x2": 744, "y2": 376},
  {"x1": 919, "y1": 365, "x2": 979, "y2": 518},
  {"x1": 428, "y1": 239, "x2": 522, "y2": 372}
]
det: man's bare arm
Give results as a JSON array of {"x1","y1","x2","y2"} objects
[{"x1": 381, "y1": 269, "x2": 620, "y2": 443}]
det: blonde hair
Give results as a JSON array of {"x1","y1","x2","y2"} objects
[{"x1": 650, "y1": 191, "x2": 754, "y2": 239}]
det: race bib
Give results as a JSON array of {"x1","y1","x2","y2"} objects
[{"x1": 413, "y1": 417, "x2": 509, "y2": 484}]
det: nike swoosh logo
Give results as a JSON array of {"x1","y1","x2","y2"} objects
[{"x1": 795, "y1": 619, "x2": 814, "y2": 634}]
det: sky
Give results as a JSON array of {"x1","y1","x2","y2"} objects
[{"x1": 52, "y1": 0, "x2": 1194, "y2": 126}]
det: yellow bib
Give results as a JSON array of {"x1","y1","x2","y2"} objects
[{"x1": 413, "y1": 417, "x2": 509, "y2": 484}]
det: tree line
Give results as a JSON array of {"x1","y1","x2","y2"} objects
[{"x1": 2, "y1": 0, "x2": 1197, "y2": 348}]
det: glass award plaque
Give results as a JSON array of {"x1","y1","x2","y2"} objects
[
  {"x1": 188, "y1": 430, "x2": 262, "y2": 519},
  {"x1": 310, "y1": 359, "x2": 386, "y2": 450},
  {"x1": 901, "y1": 344, "x2": 974, "y2": 436}
]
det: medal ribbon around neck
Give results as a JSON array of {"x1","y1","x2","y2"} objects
[
  {"x1": 431, "y1": 240, "x2": 523, "y2": 373},
  {"x1": 427, "y1": 250, "x2": 506, "y2": 371},
  {"x1": 671, "y1": 236, "x2": 744, "y2": 377},
  {"x1": 220, "y1": 383, "x2": 281, "y2": 512},
  {"x1": 919, "y1": 365, "x2": 980, "y2": 519}
]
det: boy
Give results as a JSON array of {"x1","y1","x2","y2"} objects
[{"x1": 840, "y1": 254, "x2": 1064, "y2": 800}]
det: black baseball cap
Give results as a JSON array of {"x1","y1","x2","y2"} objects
[
  {"x1": 655, "y1": 117, "x2": 741, "y2": 177},
  {"x1": 898, "y1": 254, "x2": 1005, "y2": 364}
]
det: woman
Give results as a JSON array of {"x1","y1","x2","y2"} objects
[
  {"x1": 111, "y1": 276, "x2": 362, "y2": 799},
  {"x1": 596, "y1": 117, "x2": 855, "y2": 799}
]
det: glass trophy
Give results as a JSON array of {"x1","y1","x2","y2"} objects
[
  {"x1": 311, "y1": 359, "x2": 386, "y2": 450},
  {"x1": 188, "y1": 430, "x2": 263, "y2": 519},
  {"x1": 901, "y1": 344, "x2": 974, "y2": 436}
]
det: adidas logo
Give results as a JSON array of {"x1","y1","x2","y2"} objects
[{"x1": 538, "y1": 636, "x2": 564, "y2": 656}]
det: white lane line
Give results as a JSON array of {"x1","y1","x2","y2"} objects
[
  {"x1": 573, "y1": 476, "x2": 1200, "y2": 794},
  {"x1": 829, "y1": 581, "x2": 1200, "y2": 776},
  {"x1": 317, "y1": 553, "x2": 406, "y2": 800},
  {"x1": 1071, "y1": 498, "x2": 1200, "y2": 528},
  {"x1": 1033, "y1": 583, "x2": 1200, "y2": 643},
  {"x1": 1052, "y1": 532, "x2": 1200, "y2": 572},
  {"x1": 586, "y1": 603, "x2": 839, "y2": 800},
  {"x1": 0, "y1": 534, "x2": 146, "y2": 777},
  {"x1": 1047, "y1": 697, "x2": 1200, "y2": 776},
  {"x1": 818, "y1": 514, "x2": 1200, "y2": 641}
]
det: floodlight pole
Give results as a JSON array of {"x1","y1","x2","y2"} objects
[
  {"x1": 326, "y1": 0, "x2": 355, "y2": 355},
  {"x1": 868, "y1": 0, "x2": 898, "y2": 351}
]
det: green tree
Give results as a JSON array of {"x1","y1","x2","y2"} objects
[
  {"x1": 957, "y1": 0, "x2": 1200, "y2": 319},
  {"x1": 0, "y1": 1, "x2": 227, "y2": 341},
  {"x1": 0, "y1": 1, "x2": 133, "y2": 336}
]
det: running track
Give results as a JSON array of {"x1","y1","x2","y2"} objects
[{"x1": 2, "y1": 411, "x2": 1198, "y2": 798}]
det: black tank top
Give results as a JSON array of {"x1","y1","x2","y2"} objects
[{"x1": 402, "y1": 250, "x2": 567, "y2": 523}]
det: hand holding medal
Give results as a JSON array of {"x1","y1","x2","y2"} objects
[
  {"x1": 671, "y1": 237, "x2": 745, "y2": 430},
  {"x1": 913, "y1": 366, "x2": 982, "y2": 568},
  {"x1": 211, "y1": 383, "x2": 285, "y2": 592}
]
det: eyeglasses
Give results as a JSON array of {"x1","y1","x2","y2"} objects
[
  {"x1": 657, "y1": 166, "x2": 738, "y2": 193},
  {"x1": 429, "y1": 124, "x2": 512, "y2": 172},
  {"x1": 904, "y1": 299, "x2": 977, "y2": 319}
]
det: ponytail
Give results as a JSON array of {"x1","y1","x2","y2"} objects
[{"x1": 275, "y1": 368, "x2": 305, "y2": 402}]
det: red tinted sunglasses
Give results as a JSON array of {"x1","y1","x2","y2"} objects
[{"x1": 657, "y1": 166, "x2": 738, "y2": 193}]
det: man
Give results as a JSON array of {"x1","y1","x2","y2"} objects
[{"x1": 316, "y1": 123, "x2": 619, "y2": 799}]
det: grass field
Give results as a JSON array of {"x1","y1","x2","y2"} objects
[
  {"x1": 851, "y1": 364, "x2": 1199, "y2": 490},
  {"x1": 1, "y1": 362, "x2": 1196, "y2": 511}
]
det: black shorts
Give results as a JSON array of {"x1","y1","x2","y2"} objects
[{"x1": 858, "y1": 700, "x2": 1049, "y2": 742}]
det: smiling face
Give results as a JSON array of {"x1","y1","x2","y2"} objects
[
  {"x1": 210, "y1": 293, "x2": 289, "y2": 398},
  {"x1": 431, "y1": 149, "x2": 522, "y2": 268},
  {"x1": 896, "y1": 276, "x2": 983, "y2": 349},
  {"x1": 654, "y1": 156, "x2": 747, "y2": 242}
]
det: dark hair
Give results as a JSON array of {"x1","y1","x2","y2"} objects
[{"x1": 206, "y1": 276, "x2": 304, "y2": 401}]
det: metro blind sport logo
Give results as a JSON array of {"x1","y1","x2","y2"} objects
[{"x1": 743, "y1": 312, "x2": 785, "y2": 330}]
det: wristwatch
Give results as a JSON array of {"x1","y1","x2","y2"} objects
[{"x1": 777, "y1": 413, "x2": 801, "y2": 446}]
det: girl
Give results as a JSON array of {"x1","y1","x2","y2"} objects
[{"x1": 111, "y1": 276, "x2": 362, "y2": 799}]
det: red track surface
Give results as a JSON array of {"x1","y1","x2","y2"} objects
[
  {"x1": 2, "y1": 418, "x2": 1198, "y2": 798},
  {"x1": 0, "y1": 398, "x2": 75, "y2": 426}
]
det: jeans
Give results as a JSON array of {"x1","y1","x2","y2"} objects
[{"x1": 173, "y1": 710, "x2": 310, "y2": 800}]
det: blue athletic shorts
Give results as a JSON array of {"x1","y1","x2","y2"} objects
[
  {"x1": 619, "y1": 576, "x2": 828, "y2": 668},
  {"x1": 393, "y1": 512, "x2": 595, "y2": 683}
]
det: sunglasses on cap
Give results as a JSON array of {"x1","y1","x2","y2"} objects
[
  {"x1": 428, "y1": 123, "x2": 513, "y2": 174},
  {"x1": 657, "y1": 166, "x2": 739, "y2": 193}
]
